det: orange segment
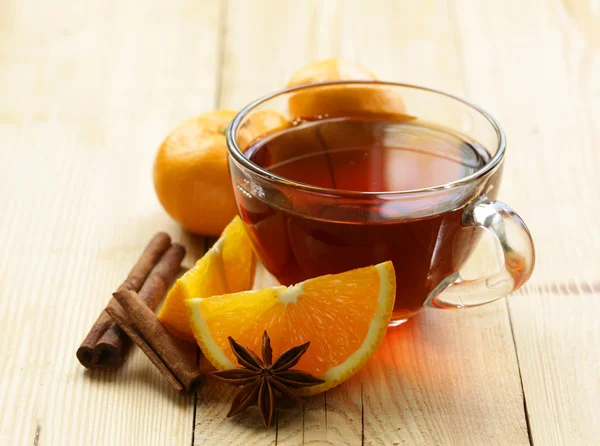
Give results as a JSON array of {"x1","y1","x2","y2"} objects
[
  {"x1": 186, "y1": 261, "x2": 396, "y2": 395},
  {"x1": 158, "y1": 216, "x2": 256, "y2": 341}
]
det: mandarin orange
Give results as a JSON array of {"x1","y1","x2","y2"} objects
[
  {"x1": 153, "y1": 110, "x2": 237, "y2": 236},
  {"x1": 236, "y1": 110, "x2": 291, "y2": 150},
  {"x1": 286, "y1": 58, "x2": 406, "y2": 119}
]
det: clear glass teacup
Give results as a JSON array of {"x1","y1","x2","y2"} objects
[{"x1": 226, "y1": 81, "x2": 535, "y2": 325}]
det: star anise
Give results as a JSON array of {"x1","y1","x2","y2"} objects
[{"x1": 211, "y1": 331, "x2": 325, "y2": 427}]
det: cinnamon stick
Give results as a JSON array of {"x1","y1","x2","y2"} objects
[
  {"x1": 106, "y1": 289, "x2": 204, "y2": 393},
  {"x1": 93, "y1": 243, "x2": 186, "y2": 367},
  {"x1": 76, "y1": 233, "x2": 183, "y2": 369}
]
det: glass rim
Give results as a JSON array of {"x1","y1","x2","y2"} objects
[{"x1": 227, "y1": 80, "x2": 506, "y2": 197}]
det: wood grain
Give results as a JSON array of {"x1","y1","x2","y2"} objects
[
  {"x1": 1, "y1": 0, "x2": 598, "y2": 444},
  {"x1": 0, "y1": 0, "x2": 218, "y2": 444},
  {"x1": 453, "y1": 0, "x2": 600, "y2": 444},
  {"x1": 510, "y1": 286, "x2": 600, "y2": 445},
  {"x1": 334, "y1": 1, "x2": 528, "y2": 444}
]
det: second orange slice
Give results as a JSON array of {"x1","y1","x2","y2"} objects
[{"x1": 158, "y1": 216, "x2": 256, "y2": 341}]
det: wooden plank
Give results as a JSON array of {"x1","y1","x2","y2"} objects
[
  {"x1": 510, "y1": 286, "x2": 600, "y2": 445},
  {"x1": 207, "y1": 0, "x2": 529, "y2": 445},
  {"x1": 199, "y1": 0, "x2": 336, "y2": 442},
  {"x1": 207, "y1": 1, "x2": 354, "y2": 443},
  {"x1": 336, "y1": 1, "x2": 528, "y2": 444},
  {"x1": 217, "y1": 0, "x2": 320, "y2": 110},
  {"x1": 194, "y1": 375, "x2": 276, "y2": 446},
  {"x1": 0, "y1": 1, "x2": 221, "y2": 444},
  {"x1": 452, "y1": 0, "x2": 600, "y2": 282},
  {"x1": 453, "y1": 0, "x2": 600, "y2": 444},
  {"x1": 195, "y1": 1, "x2": 316, "y2": 443},
  {"x1": 361, "y1": 302, "x2": 529, "y2": 445}
]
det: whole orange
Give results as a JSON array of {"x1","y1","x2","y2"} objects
[
  {"x1": 287, "y1": 57, "x2": 378, "y2": 86},
  {"x1": 286, "y1": 58, "x2": 405, "y2": 119},
  {"x1": 153, "y1": 110, "x2": 238, "y2": 236}
]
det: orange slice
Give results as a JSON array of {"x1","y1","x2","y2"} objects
[
  {"x1": 185, "y1": 261, "x2": 396, "y2": 395},
  {"x1": 158, "y1": 216, "x2": 256, "y2": 341}
]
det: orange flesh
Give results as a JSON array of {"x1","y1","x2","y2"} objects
[
  {"x1": 198, "y1": 267, "x2": 380, "y2": 376},
  {"x1": 158, "y1": 216, "x2": 256, "y2": 341}
]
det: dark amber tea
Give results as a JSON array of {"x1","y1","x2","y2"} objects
[{"x1": 239, "y1": 116, "x2": 494, "y2": 321}]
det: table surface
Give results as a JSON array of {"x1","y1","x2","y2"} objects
[{"x1": 2, "y1": 0, "x2": 599, "y2": 445}]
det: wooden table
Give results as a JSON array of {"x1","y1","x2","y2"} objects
[{"x1": 2, "y1": 1, "x2": 599, "y2": 444}]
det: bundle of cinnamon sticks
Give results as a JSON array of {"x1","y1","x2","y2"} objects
[{"x1": 77, "y1": 232, "x2": 203, "y2": 393}]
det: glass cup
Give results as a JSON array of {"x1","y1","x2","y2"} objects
[{"x1": 226, "y1": 81, "x2": 535, "y2": 325}]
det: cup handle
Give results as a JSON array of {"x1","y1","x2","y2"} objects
[{"x1": 426, "y1": 196, "x2": 536, "y2": 309}]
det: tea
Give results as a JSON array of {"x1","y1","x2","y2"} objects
[{"x1": 239, "y1": 116, "x2": 493, "y2": 321}]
